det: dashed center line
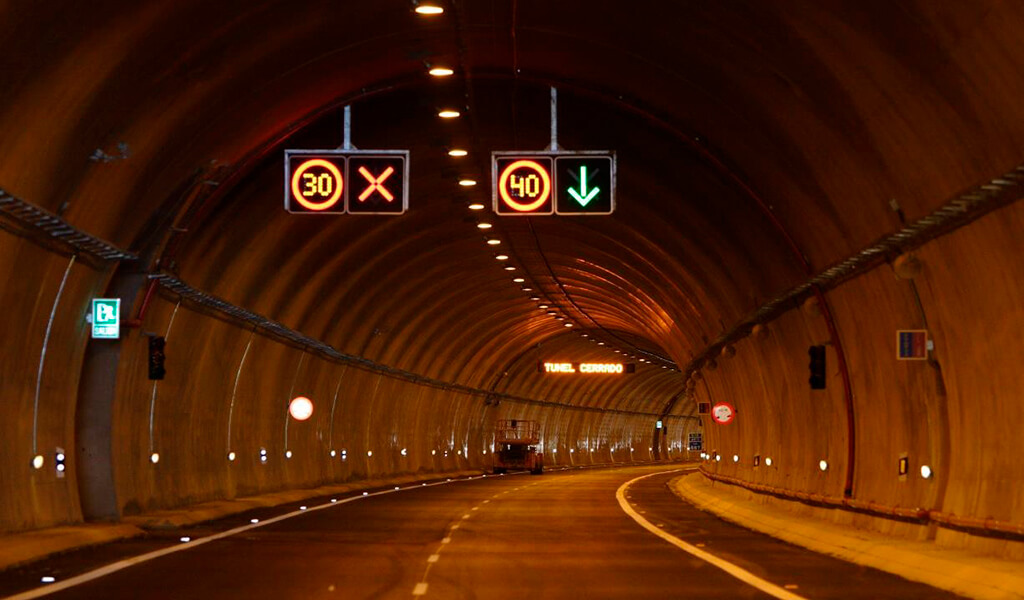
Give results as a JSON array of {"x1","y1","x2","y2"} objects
[
  {"x1": 427, "y1": 554, "x2": 440, "y2": 564},
  {"x1": 412, "y1": 582, "x2": 428, "y2": 596}
]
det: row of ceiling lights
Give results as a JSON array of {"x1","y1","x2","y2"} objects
[{"x1": 418, "y1": 3, "x2": 678, "y2": 373}]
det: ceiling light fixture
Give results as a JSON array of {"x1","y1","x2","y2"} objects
[
  {"x1": 415, "y1": 4, "x2": 444, "y2": 15},
  {"x1": 459, "y1": 179, "x2": 477, "y2": 186},
  {"x1": 513, "y1": 277, "x2": 525, "y2": 283},
  {"x1": 468, "y1": 203, "x2": 485, "y2": 210},
  {"x1": 447, "y1": 148, "x2": 467, "y2": 156},
  {"x1": 477, "y1": 223, "x2": 492, "y2": 230},
  {"x1": 438, "y1": 110, "x2": 460, "y2": 119},
  {"x1": 495, "y1": 255, "x2": 509, "y2": 261},
  {"x1": 430, "y1": 67, "x2": 455, "y2": 77},
  {"x1": 486, "y1": 239, "x2": 500, "y2": 245}
]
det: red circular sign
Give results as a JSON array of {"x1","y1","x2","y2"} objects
[
  {"x1": 291, "y1": 159, "x2": 344, "y2": 211},
  {"x1": 498, "y1": 159, "x2": 551, "y2": 212},
  {"x1": 710, "y1": 402, "x2": 735, "y2": 425}
]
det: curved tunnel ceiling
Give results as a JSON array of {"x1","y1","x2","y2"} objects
[{"x1": 3, "y1": 1, "x2": 1021, "y2": 420}]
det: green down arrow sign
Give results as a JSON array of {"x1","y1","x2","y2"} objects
[{"x1": 567, "y1": 165, "x2": 600, "y2": 206}]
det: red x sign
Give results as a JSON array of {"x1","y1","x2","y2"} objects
[{"x1": 357, "y1": 166, "x2": 395, "y2": 202}]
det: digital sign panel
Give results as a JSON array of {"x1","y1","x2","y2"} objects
[
  {"x1": 494, "y1": 156, "x2": 554, "y2": 215},
  {"x1": 284, "y1": 149, "x2": 408, "y2": 215},
  {"x1": 492, "y1": 152, "x2": 615, "y2": 216},
  {"x1": 347, "y1": 154, "x2": 408, "y2": 214},
  {"x1": 538, "y1": 362, "x2": 635, "y2": 374},
  {"x1": 555, "y1": 155, "x2": 614, "y2": 215}
]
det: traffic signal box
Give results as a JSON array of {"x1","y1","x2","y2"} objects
[
  {"x1": 285, "y1": 150, "x2": 408, "y2": 215},
  {"x1": 808, "y1": 345, "x2": 826, "y2": 389},
  {"x1": 492, "y1": 152, "x2": 615, "y2": 216},
  {"x1": 149, "y1": 336, "x2": 166, "y2": 381}
]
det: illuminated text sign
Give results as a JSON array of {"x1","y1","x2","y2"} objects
[
  {"x1": 91, "y1": 298, "x2": 120, "y2": 339},
  {"x1": 538, "y1": 362, "x2": 635, "y2": 374},
  {"x1": 492, "y1": 152, "x2": 615, "y2": 215},
  {"x1": 284, "y1": 149, "x2": 408, "y2": 215}
]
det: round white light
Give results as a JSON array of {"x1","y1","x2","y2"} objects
[
  {"x1": 331, "y1": 499, "x2": 338, "y2": 503},
  {"x1": 504, "y1": 266, "x2": 516, "y2": 271},
  {"x1": 715, "y1": 455, "x2": 722, "y2": 462},
  {"x1": 733, "y1": 455, "x2": 739, "y2": 463},
  {"x1": 394, "y1": 486, "x2": 400, "y2": 491},
  {"x1": 495, "y1": 254, "x2": 509, "y2": 261},
  {"x1": 459, "y1": 179, "x2": 477, "y2": 186},
  {"x1": 289, "y1": 396, "x2": 314, "y2": 421},
  {"x1": 819, "y1": 460, "x2": 829, "y2": 471},
  {"x1": 552, "y1": 449, "x2": 557, "y2": 453},
  {"x1": 415, "y1": 4, "x2": 444, "y2": 15},
  {"x1": 251, "y1": 519, "x2": 259, "y2": 524},
  {"x1": 477, "y1": 223, "x2": 492, "y2": 230},
  {"x1": 285, "y1": 450, "x2": 293, "y2": 459},
  {"x1": 56, "y1": 463, "x2": 66, "y2": 472},
  {"x1": 765, "y1": 457, "x2": 773, "y2": 466},
  {"x1": 56, "y1": 453, "x2": 65, "y2": 462},
  {"x1": 180, "y1": 537, "x2": 191, "y2": 543},
  {"x1": 564, "y1": 323, "x2": 573, "y2": 327},
  {"x1": 41, "y1": 577, "x2": 56, "y2": 584},
  {"x1": 32, "y1": 455, "x2": 44, "y2": 469},
  {"x1": 468, "y1": 203, "x2": 485, "y2": 211},
  {"x1": 363, "y1": 492, "x2": 368, "y2": 496},
  {"x1": 367, "y1": 450, "x2": 373, "y2": 457},
  {"x1": 401, "y1": 448, "x2": 408, "y2": 456},
  {"x1": 432, "y1": 449, "x2": 436, "y2": 455},
  {"x1": 150, "y1": 453, "x2": 160, "y2": 464},
  {"x1": 447, "y1": 148, "x2": 467, "y2": 156},
  {"x1": 299, "y1": 506, "x2": 307, "y2": 510},
  {"x1": 430, "y1": 67, "x2": 455, "y2": 77},
  {"x1": 920, "y1": 465, "x2": 933, "y2": 479},
  {"x1": 438, "y1": 110, "x2": 460, "y2": 119},
  {"x1": 260, "y1": 449, "x2": 267, "y2": 456},
  {"x1": 512, "y1": 277, "x2": 525, "y2": 283},
  {"x1": 228, "y1": 452, "x2": 236, "y2": 461},
  {"x1": 330, "y1": 450, "x2": 337, "y2": 458},
  {"x1": 486, "y1": 239, "x2": 500, "y2": 245}
]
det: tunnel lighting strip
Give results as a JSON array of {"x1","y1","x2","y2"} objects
[
  {"x1": 676, "y1": 164, "x2": 1024, "y2": 397},
  {"x1": 0, "y1": 191, "x2": 138, "y2": 262},
  {"x1": 617, "y1": 469, "x2": 807, "y2": 600},
  {"x1": 147, "y1": 274, "x2": 676, "y2": 419}
]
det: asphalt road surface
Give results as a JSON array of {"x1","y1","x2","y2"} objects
[{"x1": 0, "y1": 465, "x2": 960, "y2": 599}]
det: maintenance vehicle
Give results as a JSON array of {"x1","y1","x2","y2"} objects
[{"x1": 492, "y1": 419, "x2": 543, "y2": 475}]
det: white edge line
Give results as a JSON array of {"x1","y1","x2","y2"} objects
[
  {"x1": 4, "y1": 474, "x2": 498, "y2": 600},
  {"x1": 616, "y1": 469, "x2": 808, "y2": 600}
]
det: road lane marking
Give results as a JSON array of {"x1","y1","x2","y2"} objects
[
  {"x1": 412, "y1": 582, "x2": 428, "y2": 595},
  {"x1": 427, "y1": 554, "x2": 440, "y2": 563},
  {"x1": 616, "y1": 470, "x2": 808, "y2": 600},
  {"x1": 441, "y1": 537, "x2": 451, "y2": 544},
  {"x1": 4, "y1": 473, "x2": 522, "y2": 600}
]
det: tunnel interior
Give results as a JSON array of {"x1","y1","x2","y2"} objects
[{"x1": 1, "y1": 0, "x2": 1023, "y2": 562}]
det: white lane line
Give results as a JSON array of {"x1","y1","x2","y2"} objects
[
  {"x1": 616, "y1": 470, "x2": 808, "y2": 600},
  {"x1": 5, "y1": 474, "x2": 508, "y2": 600},
  {"x1": 441, "y1": 537, "x2": 451, "y2": 544},
  {"x1": 427, "y1": 554, "x2": 440, "y2": 564},
  {"x1": 412, "y1": 582, "x2": 429, "y2": 595}
]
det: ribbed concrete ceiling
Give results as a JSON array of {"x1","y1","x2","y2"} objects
[{"x1": 2, "y1": 1, "x2": 1018, "y2": 417}]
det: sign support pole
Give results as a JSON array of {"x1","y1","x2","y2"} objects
[
  {"x1": 343, "y1": 105, "x2": 353, "y2": 151},
  {"x1": 550, "y1": 87, "x2": 559, "y2": 151}
]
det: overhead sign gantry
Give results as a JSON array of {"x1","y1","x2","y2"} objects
[
  {"x1": 284, "y1": 106, "x2": 409, "y2": 215},
  {"x1": 492, "y1": 89, "x2": 616, "y2": 216}
]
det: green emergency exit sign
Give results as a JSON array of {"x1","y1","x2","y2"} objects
[{"x1": 91, "y1": 298, "x2": 120, "y2": 339}]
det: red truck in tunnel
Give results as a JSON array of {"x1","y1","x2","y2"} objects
[{"x1": 492, "y1": 419, "x2": 543, "y2": 475}]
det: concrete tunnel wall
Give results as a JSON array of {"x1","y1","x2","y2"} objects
[
  {"x1": 695, "y1": 202, "x2": 1024, "y2": 559},
  {"x1": 1, "y1": 0, "x2": 1023, "y2": 565}
]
